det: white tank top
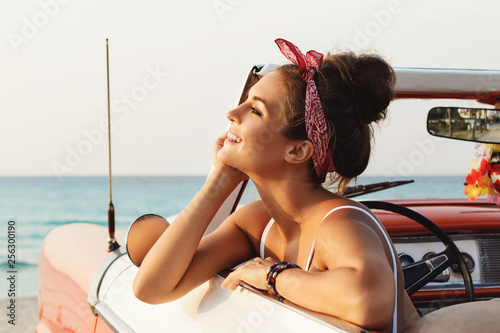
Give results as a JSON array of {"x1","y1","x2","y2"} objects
[{"x1": 259, "y1": 205, "x2": 398, "y2": 333}]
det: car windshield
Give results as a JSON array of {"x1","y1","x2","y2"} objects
[{"x1": 360, "y1": 98, "x2": 482, "y2": 199}]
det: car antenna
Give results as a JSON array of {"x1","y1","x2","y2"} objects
[{"x1": 106, "y1": 38, "x2": 120, "y2": 252}]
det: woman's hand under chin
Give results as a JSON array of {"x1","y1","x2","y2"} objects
[
  {"x1": 221, "y1": 257, "x2": 277, "y2": 291},
  {"x1": 212, "y1": 132, "x2": 249, "y2": 184}
]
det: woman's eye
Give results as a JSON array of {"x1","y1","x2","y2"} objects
[{"x1": 251, "y1": 107, "x2": 263, "y2": 116}]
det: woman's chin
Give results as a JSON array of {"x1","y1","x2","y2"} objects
[{"x1": 217, "y1": 150, "x2": 234, "y2": 167}]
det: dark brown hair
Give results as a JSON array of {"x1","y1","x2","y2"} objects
[{"x1": 277, "y1": 52, "x2": 395, "y2": 192}]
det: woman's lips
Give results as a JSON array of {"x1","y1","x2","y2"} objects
[{"x1": 226, "y1": 131, "x2": 242, "y2": 143}]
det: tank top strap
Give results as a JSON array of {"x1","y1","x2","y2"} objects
[{"x1": 260, "y1": 218, "x2": 275, "y2": 259}]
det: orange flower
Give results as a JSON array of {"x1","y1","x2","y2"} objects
[
  {"x1": 466, "y1": 145, "x2": 500, "y2": 205},
  {"x1": 464, "y1": 159, "x2": 493, "y2": 201},
  {"x1": 464, "y1": 183, "x2": 483, "y2": 201}
]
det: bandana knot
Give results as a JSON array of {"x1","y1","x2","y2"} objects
[{"x1": 275, "y1": 38, "x2": 335, "y2": 182}]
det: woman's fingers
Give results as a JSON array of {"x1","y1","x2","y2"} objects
[
  {"x1": 221, "y1": 257, "x2": 275, "y2": 291},
  {"x1": 212, "y1": 132, "x2": 228, "y2": 167},
  {"x1": 212, "y1": 132, "x2": 249, "y2": 183},
  {"x1": 221, "y1": 270, "x2": 241, "y2": 290},
  {"x1": 264, "y1": 257, "x2": 277, "y2": 265}
]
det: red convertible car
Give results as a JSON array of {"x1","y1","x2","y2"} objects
[{"x1": 36, "y1": 66, "x2": 500, "y2": 332}]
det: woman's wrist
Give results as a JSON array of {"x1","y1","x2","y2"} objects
[
  {"x1": 188, "y1": 167, "x2": 244, "y2": 214},
  {"x1": 210, "y1": 166, "x2": 245, "y2": 187},
  {"x1": 266, "y1": 262, "x2": 301, "y2": 298}
]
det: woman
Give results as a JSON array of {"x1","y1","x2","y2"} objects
[{"x1": 133, "y1": 39, "x2": 418, "y2": 332}]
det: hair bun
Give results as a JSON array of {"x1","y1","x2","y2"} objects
[
  {"x1": 277, "y1": 51, "x2": 395, "y2": 190},
  {"x1": 346, "y1": 55, "x2": 395, "y2": 124}
]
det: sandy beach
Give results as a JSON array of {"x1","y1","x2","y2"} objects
[{"x1": 1, "y1": 296, "x2": 38, "y2": 333}]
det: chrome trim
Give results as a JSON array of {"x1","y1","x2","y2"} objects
[
  {"x1": 230, "y1": 279, "x2": 352, "y2": 333},
  {"x1": 398, "y1": 253, "x2": 415, "y2": 267},
  {"x1": 393, "y1": 234, "x2": 481, "y2": 243},
  {"x1": 429, "y1": 268, "x2": 450, "y2": 283},
  {"x1": 478, "y1": 238, "x2": 500, "y2": 283},
  {"x1": 88, "y1": 247, "x2": 127, "y2": 315},
  {"x1": 94, "y1": 302, "x2": 135, "y2": 333},
  {"x1": 422, "y1": 281, "x2": 500, "y2": 291},
  {"x1": 87, "y1": 248, "x2": 136, "y2": 332},
  {"x1": 393, "y1": 233, "x2": 500, "y2": 243},
  {"x1": 394, "y1": 68, "x2": 500, "y2": 93},
  {"x1": 425, "y1": 254, "x2": 448, "y2": 270}
]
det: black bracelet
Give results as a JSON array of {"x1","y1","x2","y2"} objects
[{"x1": 266, "y1": 262, "x2": 301, "y2": 297}]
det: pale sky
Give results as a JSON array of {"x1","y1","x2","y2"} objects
[{"x1": 1, "y1": 0, "x2": 499, "y2": 177}]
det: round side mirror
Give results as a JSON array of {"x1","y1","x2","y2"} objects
[{"x1": 126, "y1": 214, "x2": 170, "y2": 267}]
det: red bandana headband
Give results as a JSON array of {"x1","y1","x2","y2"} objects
[{"x1": 275, "y1": 38, "x2": 335, "y2": 182}]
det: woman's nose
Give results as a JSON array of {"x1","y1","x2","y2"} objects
[{"x1": 227, "y1": 105, "x2": 242, "y2": 123}]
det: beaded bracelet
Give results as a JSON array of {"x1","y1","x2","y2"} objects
[{"x1": 266, "y1": 262, "x2": 301, "y2": 297}]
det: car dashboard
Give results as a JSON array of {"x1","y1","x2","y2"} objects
[{"x1": 374, "y1": 199, "x2": 500, "y2": 314}]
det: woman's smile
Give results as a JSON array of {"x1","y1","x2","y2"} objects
[{"x1": 226, "y1": 131, "x2": 242, "y2": 143}]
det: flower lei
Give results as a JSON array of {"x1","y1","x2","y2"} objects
[{"x1": 464, "y1": 144, "x2": 500, "y2": 205}]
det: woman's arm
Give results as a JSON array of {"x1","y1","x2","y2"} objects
[
  {"x1": 275, "y1": 252, "x2": 395, "y2": 330},
  {"x1": 221, "y1": 214, "x2": 396, "y2": 330},
  {"x1": 133, "y1": 135, "x2": 253, "y2": 304}
]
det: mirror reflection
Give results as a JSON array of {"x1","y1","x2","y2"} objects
[{"x1": 427, "y1": 107, "x2": 500, "y2": 144}]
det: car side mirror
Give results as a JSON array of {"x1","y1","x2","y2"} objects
[
  {"x1": 427, "y1": 107, "x2": 500, "y2": 144},
  {"x1": 126, "y1": 214, "x2": 169, "y2": 267}
]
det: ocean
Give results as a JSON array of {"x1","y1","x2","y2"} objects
[{"x1": 0, "y1": 175, "x2": 467, "y2": 298}]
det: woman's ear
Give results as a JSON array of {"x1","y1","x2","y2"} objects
[{"x1": 284, "y1": 140, "x2": 314, "y2": 165}]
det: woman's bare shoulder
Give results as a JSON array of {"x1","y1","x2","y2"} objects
[
  {"x1": 314, "y1": 200, "x2": 389, "y2": 267},
  {"x1": 233, "y1": 200, "x2": 270, "y2": 220},
  {"x1": 230, "y1": 200, "x2": 272, "y2": 246},
  {"x1": 317, "y1": 198, "x2": 381, "y2": 231}
]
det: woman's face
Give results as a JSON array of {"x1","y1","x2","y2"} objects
[{"x1": 218, "y1": 71, "x2": 294, "y2": 177}]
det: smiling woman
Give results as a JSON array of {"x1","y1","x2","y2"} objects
[
  {"x1": 217, "y1": 71, "x2": 291, "y2": 178},
  {"x1": 133, "y1": 38, "x2": 416, "y2": 333}
]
